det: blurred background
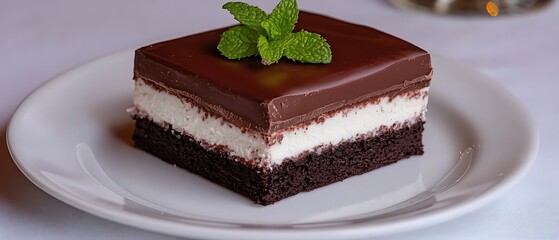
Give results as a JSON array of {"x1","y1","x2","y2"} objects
[{"x1": 390, "y1": 0, "x2": 552, "y2": 15}]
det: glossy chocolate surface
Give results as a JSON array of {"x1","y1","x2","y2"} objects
[{"x1": 134, "y1": 11, "x2": 432, "y2": 133}]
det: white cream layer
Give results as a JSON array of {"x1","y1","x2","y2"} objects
[{"x1": 132, "y1": 79, "x2": 429, "y2": 169}]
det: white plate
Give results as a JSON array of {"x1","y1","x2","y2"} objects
[{"x1": 7, "y1": 51, "x2": 538, "y2": 240}]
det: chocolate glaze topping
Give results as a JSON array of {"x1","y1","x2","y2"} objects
[{"x1": 134, "y1": 11, "x2": 432, "y2": 134}]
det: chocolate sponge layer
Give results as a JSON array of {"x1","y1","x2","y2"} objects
[{"x1": 133, "y1": 118, "x2": 424, "y2": 205}]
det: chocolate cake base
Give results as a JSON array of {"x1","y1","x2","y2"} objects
[{"x1": 132, "y1": 118, "x2": 425, "y2": 205}]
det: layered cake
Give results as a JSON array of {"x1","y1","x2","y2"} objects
[{"x1": 131, "y1": 12, "x2": 432, "y2": 205}]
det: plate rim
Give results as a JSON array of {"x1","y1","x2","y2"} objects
[{"x1": 6, "y1": 50, "x2": 540, "y2": 240}]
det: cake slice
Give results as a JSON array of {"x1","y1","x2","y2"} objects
[{"x1": 131, "y1": 11, "x2": 432, "y2": 205}]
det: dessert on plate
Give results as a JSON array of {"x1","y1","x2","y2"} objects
[{"x1": 130, "y1": 0, "x2": 432, "y2": 205}]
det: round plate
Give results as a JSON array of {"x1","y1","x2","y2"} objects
[{"x1": 7, "y1": 51, "x2": 538, "y2": 240}]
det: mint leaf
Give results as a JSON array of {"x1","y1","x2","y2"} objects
[
  {"x1": 284, "y1": 30, "x2": 332, "y2": 64},
  {"x1": 218, "y1": 0, "x2": 332, "y2": 65},
  {"x1": 217, "y1": 26, "x2": 259, "y2": 60},
  {"x1": 261, "y1": 0, "x2": 298, "y2": 40},
  {"x1": 257, "y1": 36, "x2": 284, "y2": 65},
  {"x1": 222, "y1": 2, "x2": 267, "y2": 33}
]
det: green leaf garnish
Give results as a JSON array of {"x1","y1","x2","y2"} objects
[
  {"x1": 284, "y1": 30, "x2": 331, "y2": 64},
  {"x1": 257, "y1": 35, "x2": 284, "y2": 65},
  {"x1": 261, "y1": 0, "x2": 298, "y2": 41},
  {"x1": 217, "y1": 26, "x2": 259, "y2": 60},
  {"x1": 218, "y1": 0, "x2": 332, "y2": 65},
  {"x1": 222, "y1": 2, "x2": 267, "y2": 34}
]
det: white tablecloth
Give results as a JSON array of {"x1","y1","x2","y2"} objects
[{"x1": 1, "y1": 1, "x2": 558, "y2": 239}]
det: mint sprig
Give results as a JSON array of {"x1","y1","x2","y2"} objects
[{"x1": 218, "y1": 0, "x2": 332, "y2": 65}]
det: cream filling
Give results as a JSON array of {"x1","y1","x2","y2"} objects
[{"x1": 132, "y1": 79, "x2": 429, "y2": 169}]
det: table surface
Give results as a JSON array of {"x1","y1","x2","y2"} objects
[{"x1": 2, "y1": 1, "x2": 558, "y2": 239}]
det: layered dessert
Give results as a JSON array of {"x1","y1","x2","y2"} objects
[{"x1": 131, "y1": 12, "x2": 432, "y2": 205}]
